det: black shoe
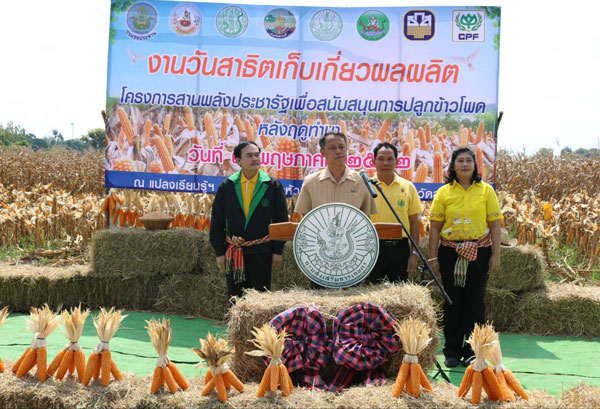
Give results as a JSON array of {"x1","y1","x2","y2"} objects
[
  {"x1": 444, "y1": 357, "x2": 460, "y2": 367},
  {"x1": 462, "y1": 356, "x2": 475, "y2": 367}
]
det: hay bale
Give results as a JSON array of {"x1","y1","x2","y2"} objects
[
  {"x1": 227, "y1": 283, "x2": 440, "y2": 383},
  {"x1": 490, "y1": 245, "x2": 546, "y2": 292},
  {"x1": 272, "y1": 243, "x2": 310, "y2": 290},
  {"x1": 90, "y1": 228, "x2": 207, "y2": 277},
  {"x1": 484, "y1": 287, "x2": 519, "y2": 331},
  {"x1": 154, "y1": 273, "x2": 229, "y2": 321},
  {"x1": 512, "y1": 282, "x2": 600, "y2": 337},
  {"x1": 0, "y1": 265, "x2": 161, "y2": 312},
  {"x1": 0, "y1": 367, "x2": 563, "y2": 409},
  {"x1": 560, "y1": 382, "x2": 600, "y2": 408}
]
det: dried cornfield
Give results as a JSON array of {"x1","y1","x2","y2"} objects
[{"x1": 0, "y1": 147, "x2": 104, "y2": 195}]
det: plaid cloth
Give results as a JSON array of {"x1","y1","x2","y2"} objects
[
  {"x1": 270, "y1": 306, "x2": 331, "y2": 390},
  {"x1": 441, "y1": 232, "x2": 492, "y2": 287},
  {"x1": 329, "y1": 302, "x2": 399, "y2": 392},
  {"x1": 224, "y1": 234, "x2": 271, "y2": 283}
]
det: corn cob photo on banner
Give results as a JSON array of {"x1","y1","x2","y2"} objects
[
  {"x1": 146, "y1": 317, "x2": 189, "y2": 394},
  {"x1": 393, "y1": 317, "x2": 433, "y2": 398},
  {"x1": 12, "y1": 304, "x2": 60, "y2": 381},
  {"x1": 486, "y1": 328, "x2": 529, "y2": 401},
  {"x1": 457, "y1": 324, "x2": 504, "y2": 404},
  {"x1": 82, "y1": 307, "x2": 126, "y2": 386},
  {"x1": 193, "y1": 332, "x2": 244, "y2": 403},
  {"x1": 0, "y1": 307, "x2": 8, "y2": 373},
  {"x1": 246, "y1": 324, "x2": 294, "y2": 398},
  {"x1": 47, "y1": 305, "x2": 90, "y2": 382}
]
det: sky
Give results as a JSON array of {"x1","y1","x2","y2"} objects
[{"x1": 0, "y1": 0, "x2": 598, "y2": 154}]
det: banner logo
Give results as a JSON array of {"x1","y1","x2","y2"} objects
[
  {"x1": 357, "y1": 10, "x2": 389, "y2": 41},
  {"x1": 216, "y1": 6, "x2": 249, "y2": 38},
  {"x1": 293, "y1": 203, "x2": 379, "y2": 288},
  {"x1": 126, "y1": 2, "x2": 158, "y2": 41},
  {"x1": 453, "y1": 10, "x2": 485, "y2": 42},
  {"x1": 169, "y1": 3, "x2": 202, "y2": 36},
  {"x1": 404, "y1": 10, "x2": 435, "y2": 41},
  {"x1": 310, "y1": 9, "x2": 343, "y2": 41},
  {"x1": 264, "y1": 8, "x2": 296, "y2": 39}
]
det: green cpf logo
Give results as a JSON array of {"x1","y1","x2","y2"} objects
[
  {"x1": 456, "y1": 13, "x2": 483, "y2": 32},
  {"x1": 397, "y1": 199, "x2": 406, "y2": 207}
]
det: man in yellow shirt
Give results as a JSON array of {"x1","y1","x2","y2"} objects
[
  {"x1": 368, "y1": 142, "x2": 423, "y2": 283},
  {"x1": 210, "y1": 141, "x2": 288, "y2": 299}
]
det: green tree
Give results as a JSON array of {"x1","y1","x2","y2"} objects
[
  {"x1": 81, "y1": 128, "x2": 106, "y2": 150},
  {"x1": 480, "y1": 7, "x2": 501, "y2": 51},
  {"x1": 0, "y1": 122, "x2": 30, "y2": 146}
]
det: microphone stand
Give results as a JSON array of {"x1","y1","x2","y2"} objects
[
  {"x1": 370, "y1": 178, "x2": 452, "y2": 305},
  {"x1": 370, "y1": 178, "x2": 452, "y2": 382}
]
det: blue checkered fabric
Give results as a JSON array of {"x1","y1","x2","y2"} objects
[
  {"x1": 270, "y1": 305, "x2": 331, "y2": 390},
  {"x1": 329, "y1": 302, "x2": 399, "y2": 392}
]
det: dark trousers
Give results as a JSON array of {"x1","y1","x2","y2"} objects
[
  {"x1": 367, "y1": 238, "x2": 410, "y2": 283},
  {"x1": 226, "y1": 252, "x2": 272, "y2": 299},
  {"x1": 439, "y1": 244, "x2": 491, "y2": 360}
]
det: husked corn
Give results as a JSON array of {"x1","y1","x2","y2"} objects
[
  {"x1": 117, "y1": 107, "x2": 135, "y2": 145},
  {"x1": 414, "y1": 163, "x2": 428, "y2": 183}
]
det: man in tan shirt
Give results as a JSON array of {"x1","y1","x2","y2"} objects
[{"x1": 294, "y1": 132, "x2": 377, "y2": 215}]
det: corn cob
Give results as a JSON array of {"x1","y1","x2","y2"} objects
[
  {"x1": 475, "y1": 120, "x2": 484, "y2": 144},
  {"x1": 319, "y1": 112, "x2": 328, "y2": 124},
  {"x1": 117, "y1": 107, "x2": 135, "y2": 145},
  {"x1": 418, "y1": 127, "x2": 427, "y2": 150},
  {"x1": 184, "y1": 107, "x2": 195, "y2": 131},
  {"x1": 433, "y1": 152, "x2": 443, "y2": 183},
  {"x1": 178, "y1": 116, "x2": 186, "y2": 128},
  {"x1": 153, "y1": 137, "x2": 175, "y2": 172},
  {"x1": 144, "y1": 119, "x2": 152, "y2": 147},
  {"x1": 425, "y1": 123, "x2": 431, "y2": 143},
  {"x1": 340, "y1": 120, "x2": 347, "y2": 135},
  {"x1": 260, "y1": 134, "x2": 271, "y2": 149},
  {"x1": 459, "y1": 127, "x2": 469, "y2": 146},
  {"x1": 204, "y1": 113, "x2": 217, "y2": 148},
  {"x1": 376, "y1": 117, "x2": 392, "y2": 141},
  {"x1": 397, "y1": 122, "x2": 404, "y2": 139},
  {"x1": 306, "y1": 112, "x2": 316, "y2": 125},
  {"x1": 253, "y1": 115, "x2": 262, "y2": 127},
  {"x1": 433, "y1": 139, "x2": 442, "y2": 153},
  {"x1": 152, "y1": 124, "x2": 164, "y2": 139},
  {"x1": 164, "y1": 134, "x2": 175, "y2": 157},
  {"x1": 476, "y1": 146, "x2": 484, "y2": 177},
  {"x1": 113, "y1": 157, "x2": 136, "y2": 172},
  {"x1": 414, "y1": 163, "x2": 428, "y2": 183},
  {"x1": 161, "y1": 114, "x2": 170, "y2": 136},
  {"x1": 117, "y1": 128, "x2": 125, "y2": 150},
  {"x1": 243, "y1": 118, "x2": 254, "y2": 142},
  {"x1": 407, "y1": 129, "x2": 415, "y2": 152},
  {"x1": 234, "y1": 114, "x2": 243, "y2": 133},
  {"x1": 220, "y1": 114, "x2": 228, "y2": 140}
]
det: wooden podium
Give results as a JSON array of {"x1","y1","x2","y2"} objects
[{"x1": 269, "y1": 222, "x2": 403, "y2": 241}]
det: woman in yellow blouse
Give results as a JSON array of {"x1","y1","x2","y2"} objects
[{"x1": 428, "y1": 147, "x2": 502, "y2": 368}]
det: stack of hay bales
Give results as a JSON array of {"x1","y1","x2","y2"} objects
[{"x1": 227, "y1": 283, "x2": 440, "y2": 383}]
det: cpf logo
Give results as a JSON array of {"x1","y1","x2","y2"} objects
[{"x1": 453, "y1": 10, "x2": 485, "y2": 42}]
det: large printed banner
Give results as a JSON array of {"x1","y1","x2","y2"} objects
[{"x1": 105, "y1": 2, "x2": 501, "y2": 199}]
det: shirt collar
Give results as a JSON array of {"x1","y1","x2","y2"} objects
[
  {"x1": 374, "y1": 172, "x2": 401, "y2": 186},
  {"x1": 241, "y1": 171, "x2": 259, "y2": 184},
  {"x1": 320, "y1": 166, "x2": 350, "y2": 183}
]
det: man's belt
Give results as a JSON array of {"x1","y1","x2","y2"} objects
[{"x1": 224, "y1": 234, "x2": 271, "y2": 284}]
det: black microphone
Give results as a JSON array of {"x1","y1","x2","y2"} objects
[{"x1": 359, "y1": 170, "x2": 378, "y2": 198}]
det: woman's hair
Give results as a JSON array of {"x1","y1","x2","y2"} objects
[{"x1": 445, "y1": 146, "x2": 482, "y2": 184}]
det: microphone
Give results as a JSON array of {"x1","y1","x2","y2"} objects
[{"x1": 359, "y1": 170, "x2": 378, "y2": 198}]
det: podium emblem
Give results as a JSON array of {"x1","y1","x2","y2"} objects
[{"x1": 293, "y1": 203, "x2": 379, "y2": 288}]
